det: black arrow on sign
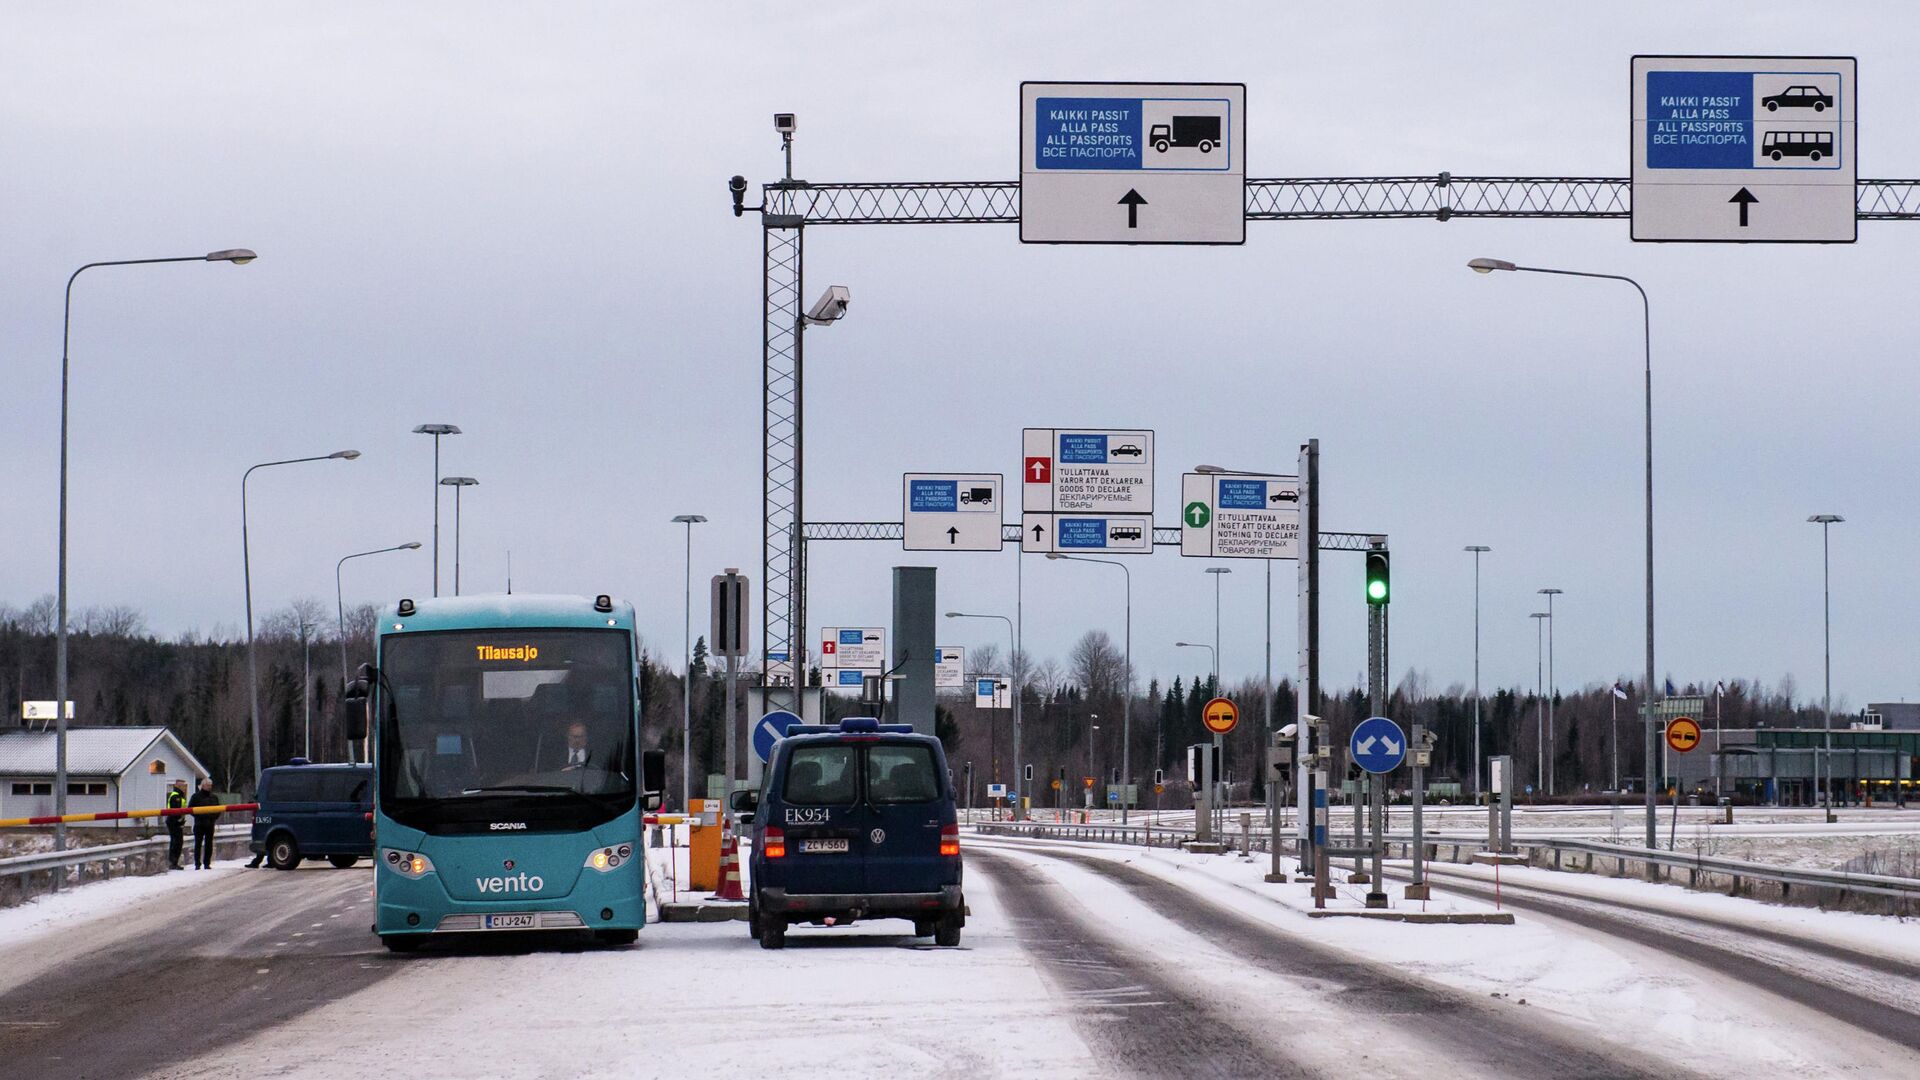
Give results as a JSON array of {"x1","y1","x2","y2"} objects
[
  {"x1": 1118, "y1": 188, "x2": 1147, "y2": 229},
  {"x1": 1729, "y1": 187, "x2": 1758, "y2": 227},
  {"x1": 1031, "y1": 523, "x2": 1045, "y2": 543},
  {"x1": 946, "y1": 526, "x2": 959, "y2": 545}
]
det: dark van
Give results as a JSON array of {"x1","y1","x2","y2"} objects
[
  {"x1": 732, "y1": 718, "x2": 964, "y2": 949},
  {"x1": 250, "y1": 763, "x2": 374, "y2": 870}
]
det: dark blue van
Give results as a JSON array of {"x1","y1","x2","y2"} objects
[
  {"x1": 250, "y1": 763, "x2": 374, "y2": 870},
  {"x1": 732, "y1": 718, "x2": 964, "y2": 949}
]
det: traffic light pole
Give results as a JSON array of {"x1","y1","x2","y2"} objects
[{"x1": 1366, "y1": 567, "x2": 1389, "y2": 910}]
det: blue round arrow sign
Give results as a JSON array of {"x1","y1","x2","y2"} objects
[
  {"x1": 1349, "y1": 716, "x2": 1407, "y2": 774},
  {"x1": 752, "y1": 709, "x2": 802, "y2": 763}
]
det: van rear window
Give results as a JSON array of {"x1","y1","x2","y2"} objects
[
  {"x1": 785, "y1": 746, "x2": 858, "y2": 806},
  {"x1": 867, "y1": 744, "x2": 939, "y2": 804},
  {"x1": 265, "y1": 771, "x2": 322, "y2": 802}
]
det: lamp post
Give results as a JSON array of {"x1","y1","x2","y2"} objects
[
  {"x1": 672, "y1": 514, "x2": 708, "y2": 812},
  {"x1": 1809, "y1": 513, "x2": 1844, "y2": 821},
  {"x1": 1470, "y1": 256, "x2": 1658, "y2": 851},
  {"x1": 53, "y1": 248, "x2": 256, "y2": 855},
  {"x1": 439, "y1": 477, "x2": 479, "y2": 595},
  {"x1": 1531, "y1": 611, "x2": 1550, "y2": 796},
  {"x1": 1089, "y1": 720, "x2": 1100, "y2": 809},
  {"x1": 245, "y1": 451, "x2": 360, "y2": 788},
  {"x1": 1539, "y1": 587, "x2": 1563, "y2": 795},
  {"x1": 1046, "y1": 552, "x2": 1132, "y2": 822},
  {"x1": 1465, "y1": 546, "x2": 1491, "y2": 799},
  {"x1": 336, "y1": 542, "x2": 421, "y2": 760},
  {"x1": 947, "y1": 611, "x2": 1018, "y2": 811},
  {"x1": 413, "y1": 424, "x2": 462, "y2": 597}
]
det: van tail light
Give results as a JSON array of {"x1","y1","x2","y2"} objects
[
  {"x1": 764, "y1": 826, "x2": 786, "y2": 859},
  {"x1": 939, "y1": 823, "x2": 960, "y2": 857}
]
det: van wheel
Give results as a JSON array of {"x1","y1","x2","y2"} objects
[
  {"x1": 759, "y1": 918, "x2": 787, "y2": 950},
  {"x1": 934, "y1": 913, "x2": 962, "y2": 947},
  {"x1": 748, "y1": 900, "x2": 763, "y2": 938},
  {"x1": 913, "y1": 918, "x2": 936, "y2": 938},
  {"x1": 381, "y1": 935, "x2": 423, "y2": 954},
  {"x1": 267, "y1": 834, "x2": 302, "y2": 870},
  {"x1": 328, "y1": 855, "x2": 359, "y2": 869}
]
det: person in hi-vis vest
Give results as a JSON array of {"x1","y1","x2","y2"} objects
[{"x1": 165, "y1": 779, "x2": 189, "y2": 870}]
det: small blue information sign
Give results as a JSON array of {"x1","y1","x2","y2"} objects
[
  {"x1": 909, "y1": 479, "x2": 958, "y2": 513},
  {"x1": 1058, "y1": 518, "x2": 1108, "y2": 548},
  {"x1": 1349, "y1": 716, "x2": 1408, "y2": 775},
  {"x1": 1058, "y1": 433, "x2": 1109, "y2": 463},
  {"x1": 1216, "y1": 478, "x2": 1267, "y2": 510}
]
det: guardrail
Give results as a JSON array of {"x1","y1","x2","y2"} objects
[
  {"x1": 970, "y1": 820, "x2": 1920, "y2": 911},
  {"x1": 0, "y1": 825, "x2": 254, "y2": 908}
]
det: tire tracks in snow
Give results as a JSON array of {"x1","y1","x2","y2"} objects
[{"x1": 980, "y1": 838, "x2": 1684, "y2": 1080}]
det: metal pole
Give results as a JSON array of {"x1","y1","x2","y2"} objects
[
  {"x1": 678, "y1": 518, "x2": 696, "y2": 812},
  {"x1": 1532, "y1": 612, "x2": 1547, "y2": 795},
  {"x1": 1823, "y1": 519, "x2": 1834, "y2": 822},
  {"x1": 1014, "y1": 554, "x2": 1025, "y2": 820},
  {"x1": 1542, "y1": 589, "x2": 1560, "y2": 796},
  {"x1": 1122, "y1": 562, "x2": 1132, "y2": 825},
  {"x1": 303, "y1": 629, "x2": 311, "y2": 761},
  {"x1": 432, "y1": 435, "x2": 441, "y2": 597},
  {"x1": 1467, "y1": 546, "x2": 1489, "y2": 800},
  {"x1": 452, "y1": 484, "x2": 463, "y2": 596}
]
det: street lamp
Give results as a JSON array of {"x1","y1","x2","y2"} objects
[
  {"x1": 244, "y1": 451, "x2": 359, "y2": 788},
  {"x1": 1539, "y1": 587, "x2": 1563, "y2": 795},
  {"x1": 1089, "y1": 720, "x2": 1100, "y2": 808},
  {"x1": 413, "y1": 424, "x2": 462, "y2": 597},
  {"x1": 1809, "y1": 513, "x2": 1844, "y2": 821},
  {"x1": 1530, "y1": 611, "x2": 1550, "y2": 795},
  {"x1": 947, "y1": 611, "x2": 1019, "y2": 814},
  {"x1": 1046, "y1": 552, "x2": 1132, "y2": 822},
  {"x1": 1465, "y1": 546, "x2": 1491, "y2": 799},
  {"x1": 1470, "y1": 256, "x2": 1658, "y2": 850},
  {"x1": 336, "y1": 542, "x2": 421, "y2": 760},
  {"x1": 52, "y1": 248, "x2": 256, "y2": 855},
  {"x1": 439, "y1": 477, "x2": 479, "y2": 595},
  {"x1": 781, "y1": 286, "x2": 852, "y2": 698},
  {"x1": 673, "y1": 514, "x2": 708, "y2": 811}
]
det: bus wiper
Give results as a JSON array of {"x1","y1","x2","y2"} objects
[{"x1": 459, "y1": 784, "x2": 576, "y2": 794}]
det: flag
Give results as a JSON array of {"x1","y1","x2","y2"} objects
[
  {"x1": 1663, "y1": 678, "x2": 1676, "y2": 697},
  {"x1": 1715, "y1": 680, "x2": 1726, "y2": 697},
  {"x1": 1611, "y1": 683, "x2": 1629, "y2": 701}
]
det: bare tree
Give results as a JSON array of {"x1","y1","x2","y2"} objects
[
  {"x1": 21, "y1": 594, "x2": 57, "y2": 635},
  {"x1": 1069, "y1": 630, "x2": 1124, "y2": 704}
]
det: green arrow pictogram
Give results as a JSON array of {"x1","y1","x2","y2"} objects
[{"x1": 1184, "y1": 501, "x2": 1211, "y2": 528}]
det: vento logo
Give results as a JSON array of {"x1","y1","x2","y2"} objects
[{"x1": 475, "y1": 872, "x2": 545, "y2": 893}]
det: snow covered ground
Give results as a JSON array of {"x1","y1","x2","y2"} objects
[{"x1": 0, "y1": 854, "x2": 247, "y2": 950}]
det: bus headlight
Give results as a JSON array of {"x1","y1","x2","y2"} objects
[
  {"x1": 382, "y1": 849, "x2": 435, "y2": 878},
  {"x1": 583, "y1": 845, "x2": 629, "y2": 872}
]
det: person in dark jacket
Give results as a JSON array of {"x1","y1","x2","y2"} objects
[
  {"x1": 165, "y1": 779, "x2": 189, "y2": 870},
  {"x1": 187, "y1": 779, "x2": 221, "y2": 870}
]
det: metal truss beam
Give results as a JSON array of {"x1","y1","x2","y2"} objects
[
  {"x1": 758, "y1": 171, "x2": 1920, "y2": 686},
  {"x1": 765, "y1": 177, "x2": 1920, "y2": 225}
]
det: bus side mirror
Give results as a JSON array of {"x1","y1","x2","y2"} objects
[
  {"x1": 340, "y1": 680, "x2": 370, "y2": 742},
  {"x1": 641, "y1": 749, "x2": 667, "y2": 811}
]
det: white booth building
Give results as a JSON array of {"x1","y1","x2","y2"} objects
[{"x1": 0, "y1": 727, "x2": 211, "y2": 827}]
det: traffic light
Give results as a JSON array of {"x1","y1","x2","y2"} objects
[
  {"x1": 1023, "y1": 764, "x2": 1033, "y2": 782},
  {"x1": 1365, "y1": 549, "x2": 1390, "y2": 605}
]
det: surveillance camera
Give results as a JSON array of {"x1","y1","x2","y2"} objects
[
  {"x1": 804, "y1": 284, "x2": 850, "y2": 324},
  {"x1": 729, "y1": 174, "x2": 749, "y2": 217},
  {"x1": 773, "y1": 113, "x2": 796, "y2": 135},
  {"x1": 1279, "y1": 723, "x2": 1298, "y2": 739}
]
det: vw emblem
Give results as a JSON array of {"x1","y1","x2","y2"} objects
[
  {"x1": 503, "y1": 859, "x2": 515, "y2": 871},
  {"x1": 870, "y1": 828, "x2": 885, "y2": 845}
]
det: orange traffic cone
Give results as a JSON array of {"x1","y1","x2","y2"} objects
[{"x1": 713, "y1": 815, "x2": 746, "y2": 901}]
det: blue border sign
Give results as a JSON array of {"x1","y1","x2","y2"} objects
[{"x1": 752, "y1": 710, "x2": 802, "y2": 763}]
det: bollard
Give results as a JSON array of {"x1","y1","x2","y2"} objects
[{"x1": 650, "y1": 825, "x2": 664, "y2": 848}]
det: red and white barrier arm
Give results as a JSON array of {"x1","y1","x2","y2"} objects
[{"x1": 0, "y1": 803, "x2": 259, "y2": 828}]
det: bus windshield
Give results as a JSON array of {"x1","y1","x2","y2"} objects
[{"x1": 377, "y1": 628, "x2": 635, "y2": 830}]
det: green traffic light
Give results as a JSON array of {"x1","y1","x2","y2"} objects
[{"x1": 1367, "y1": 579, "x2": 1388, "y2": 601}]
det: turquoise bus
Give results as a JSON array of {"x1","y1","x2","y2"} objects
[{"x1": 349, "y1": 593, "x2": 665, "y2": 952}]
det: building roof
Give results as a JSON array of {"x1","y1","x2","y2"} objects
[{"x1": 0, "y1": 726, "x2": 207, "y2": 777}]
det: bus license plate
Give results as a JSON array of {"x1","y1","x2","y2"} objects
[
  {"x1": 799, "y1": 838, "x2": 848, "y2": 854},
  {"x1": 484, "y1": 913, "x2": 536, "y2": 930}
]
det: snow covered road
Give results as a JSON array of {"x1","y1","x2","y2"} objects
[{"x1": 4, "y1": 833, "x2": 1918, "y2": 1079}]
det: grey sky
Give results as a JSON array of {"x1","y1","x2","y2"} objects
[{"x1": 2, "y1": 3, "x2": 1914, "y2": 710}]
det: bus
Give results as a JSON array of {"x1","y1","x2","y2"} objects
[{"x1": 347, "y1": 593, "x2": 665, "y2": 952}]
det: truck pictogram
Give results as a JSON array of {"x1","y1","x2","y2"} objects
[{"x1": 1149, "y1": 115, "x2": 1221, "y2": 154}]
